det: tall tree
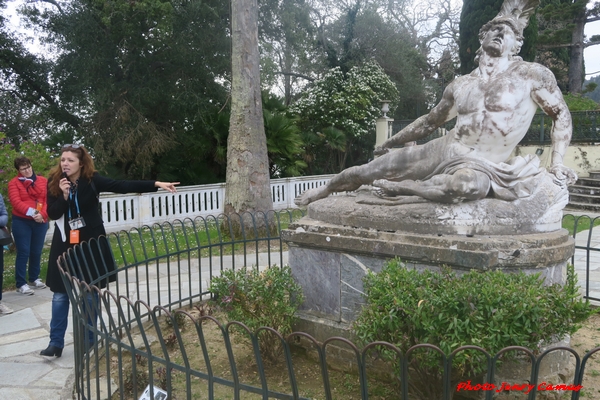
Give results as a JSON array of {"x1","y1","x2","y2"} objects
[
  {"x1": 384, "y1": 0, "x2": 461, "y2": 72},
  {"x1": 17, "y1": 0, "x2": 231, "y2": 182},
  {"x1": 258, "y1": 0, "x2": 317, "y2": 105},
  {"x1": 537, "y1": 0, "x2": 600, "y2": 93},
  {"x1": 225, "y1": 0, "x2": 273, "y2": 218},
  {"x1": 307, "y1": 1, "x2": 434, "y2": 119},
  {"x1": 0, "y1": 0, "x2": 79, "y2": 141},
  {"x1": 289, "y1": 62, "x2": 398, "y2": 174}
]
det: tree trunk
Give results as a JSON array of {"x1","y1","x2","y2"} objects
[
  {"x1": 283, "y1": 47, "x2": 293, "y2": 106},
  {"x1": 568, "y1": 8, "x2": 586, "y2": 94},
  {"x1": 225, "y1": 0, "x2": 273, "y2": 230}
]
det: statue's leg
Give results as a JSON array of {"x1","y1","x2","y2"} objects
[
  {"x1": 295, "y1": 140, "x2": 446, "y2": 206},
  {"x1": 294, "y1": 164, "x2": 372, "y2": 206},
  {"x1": 373, "y1": 168, "x2": 490, "y2": 204}
]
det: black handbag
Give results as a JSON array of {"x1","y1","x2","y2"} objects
[{"x1": 0, "y1": 226, "x2": 13, "y2": 246}]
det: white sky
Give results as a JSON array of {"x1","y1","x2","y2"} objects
[
  {"x1": 4, "y1": 0, "x2": 600, "y2": 79},
  {"x1": 585, "y1": 20, "x2": 600, "y2": 78}
]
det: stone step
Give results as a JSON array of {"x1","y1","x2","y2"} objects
[
  {"x1": 569, "y1": 192, "x2": 600, "y2": 204},
  {"x1": 575, "y1": 177, "x2": 600, "y2": 188},
  {"x1": 589, "y1": 170, "x2": 600, "y2": 180},
  {"x1": 565, "y1": 201, "x2": 600, "y2": 212},
  {"x1": 569, "y1": 185, "x2": 600, "y2": 196}
]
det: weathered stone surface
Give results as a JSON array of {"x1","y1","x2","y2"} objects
[
  {"x1": 283, "y1": 218, "x2": 574, "y2": 271},
  {"x1": 286, "y1": 226, "x2": 572, "y2": 324},
  {"x1": 306, "y1": 172, "x2": 567, "y2": 236}
]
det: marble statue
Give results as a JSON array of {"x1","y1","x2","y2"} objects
[{"x1": 295, "y1": 0, "x2": 577, "y2": 207}]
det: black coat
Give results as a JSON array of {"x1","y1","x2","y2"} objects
[{"x1": 46, "y1": 172, "x2": 158, "y2": 293}]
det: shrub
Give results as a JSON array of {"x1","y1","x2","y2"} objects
[
  {"x1": 352, "y1": 258, "x2": 595, "y2": 399},
  {"x1": 209, "y1": 265, "x2": 304, "y2": 362}
]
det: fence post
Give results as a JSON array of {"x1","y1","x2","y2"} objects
[
  {"x1": 138, "y1": 194, "x2": 153, "y2": 227},
  {"x1": 285, "y1": 178, "x2": 294, "y2": 209},
  {"x1": 540, "y1": 114, "x2": 545, "y2": 143}
]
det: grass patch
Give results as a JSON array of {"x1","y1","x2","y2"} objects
[
  {"x1": 562, "y1": 214, "x2": 600, "y2": 236},
  {"x1": 1, "y1": 210, "x2": 304, "y2": 292}
]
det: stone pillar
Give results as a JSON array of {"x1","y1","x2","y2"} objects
[
  {"x1": 375, "y1": 100, "x2": 393, "y2": 151},
  {"x1": 375, "y1": 116, "x2": 393, "y2": 149}
]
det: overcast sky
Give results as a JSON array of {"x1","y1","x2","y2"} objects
[{"x1": 585, "y1": 20, "x2": 600, "y2": 78}]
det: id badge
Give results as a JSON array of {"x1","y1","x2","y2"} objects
[
  {"x1": 70, "y1": 229, "x2": 80, "y2": 244},
  {"x1": 69, "y1": 217, "x2": 86, "y2": 230}
]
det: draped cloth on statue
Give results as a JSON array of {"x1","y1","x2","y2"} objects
[{"x1": 424, "y1": 154, "x2": 545, "y2": 201}]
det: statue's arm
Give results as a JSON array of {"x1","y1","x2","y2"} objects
[
  {"x1": 379, "y1": 81, "x2": 458, "y2": 150},
  {"x1": 531, "y1": 65, "x2": 577, "y2": 186}
]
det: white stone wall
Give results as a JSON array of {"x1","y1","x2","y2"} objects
[{"x1": 514, "y1": 144, "x2": 600, "y2": 177}]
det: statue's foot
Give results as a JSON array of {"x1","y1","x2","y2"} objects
[
  {"x1": 294, "y1": 187, "x2": 329, "y2": 206},
  {"x1": 372, "y1": 179, "x2": 401, "y2": 196}
]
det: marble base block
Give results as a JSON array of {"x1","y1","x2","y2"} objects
[
  {"x1": 283, "y1": 218, "x2": 573, "y2": 328},
  {"x1": 282, "y1": 214, "x2": 576, "y2": 397}
]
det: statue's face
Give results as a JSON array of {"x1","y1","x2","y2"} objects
[{"x1": 481, "y1": 22, "x2": 517, "y2": 58}]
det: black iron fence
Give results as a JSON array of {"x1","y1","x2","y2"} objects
[
  {"x1": 566, "y1": 214, "x2": 600, "y2": 303},
  {"x1": 393, "y1": 111, "x2": 600, "y2": 145},
  {"x1": 57, "y1": 211, "x2": 600, "y2": 400},
  {"x1": 520, "y1": 111, "x2": 600, "y2": 144}
]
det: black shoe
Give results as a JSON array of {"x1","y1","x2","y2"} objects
[{"x1": 40, "y1": 345, "x2": 63, "y2": 357}]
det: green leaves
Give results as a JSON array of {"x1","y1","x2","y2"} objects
[
  {"x1": 209, "y1": 265, "x2": 304, "y2": 361},
  {"x1": 16, "y1": 0, "x2": 231, "y2": 181},
  {"x1": 289, "y1": 61, "x2": 398, "y2": 173},
  {"x1": 353, "y1": 258, "x2": 596, "y2": 381}
]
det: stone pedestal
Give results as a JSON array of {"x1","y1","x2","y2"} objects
[
  {"x1": 282, "y1": 192, "x2": 576, "y2": 395},
  {"x1": 283, "y1": 215, "x2": 574, "y2": 336}
]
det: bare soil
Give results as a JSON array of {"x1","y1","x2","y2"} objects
[
  {"x1": 569, "y1": 311, "x2": 600, "y2": 399},
  {"x1": 106, "y1": 307, "x2": 600, "y2": 400}
]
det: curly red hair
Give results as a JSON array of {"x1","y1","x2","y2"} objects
[{"x1": 48, "y1": 145, "x2": 96, "y2": 197}]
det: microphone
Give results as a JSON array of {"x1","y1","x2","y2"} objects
[{"x1": 63, "y1": 172, "x2": 74, "y2": 190}]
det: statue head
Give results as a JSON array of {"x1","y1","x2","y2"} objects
[
  {"x1": 474, "y1": 0, "x2": 539, "y2": 62},
  {"x1": 478, "y1": 19, "x2": 524, "y2": 58}
]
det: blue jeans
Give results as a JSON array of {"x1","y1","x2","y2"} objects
[
  {"x1": 12, "y1": 216, "x2": 48, "y2": 288},
  {"x1": 50, "y1": 292, "x2": 70, "y2": 348},
  {"x1": 0, "y1": 247, "x2": 4, "y2": 301},
  {"x1": 49, "y1": 291, "x2": 99, "y2": 349}
]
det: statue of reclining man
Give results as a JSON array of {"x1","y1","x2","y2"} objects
[{"x1": 295, "y1": 0, "x2": 577, "y2": 207}]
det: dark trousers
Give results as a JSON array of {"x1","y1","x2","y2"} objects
[{"x1": 0, "y1": 247, "x2": 3, "y2": 301}]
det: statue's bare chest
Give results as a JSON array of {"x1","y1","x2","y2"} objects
[{"x1": 455, "y1": 75, "x2": 530, "y2": 115}]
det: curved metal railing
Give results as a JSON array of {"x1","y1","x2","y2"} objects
[{"x1": 57, "y1": 211, "x2": 600, "y2": 400}]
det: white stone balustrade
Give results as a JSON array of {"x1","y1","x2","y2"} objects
[{"x1": 45, "y1": 175, "x2": 334, "y2": 238}]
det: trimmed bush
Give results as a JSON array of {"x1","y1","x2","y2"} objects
[
  {"x1": 209, "y1": 265, "x2": 304, "y2": 361},
  {"x1": 353, "y1": 259, "x2": 595, "y2": 398}
]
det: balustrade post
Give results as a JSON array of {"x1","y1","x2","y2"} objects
[
  {"x1": 285, "y1": 178, "x2": 293, "y2": 209},
  {"x1": 138, "y1": 194, "x2": 153, "y2": 227},
  {"x1": 375, "y1": 100, "x2": 394, "y2": 156}
]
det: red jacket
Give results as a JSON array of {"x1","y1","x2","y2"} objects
[{"x1": 8, "y1": 174, "x2": 49, "y2": 222}]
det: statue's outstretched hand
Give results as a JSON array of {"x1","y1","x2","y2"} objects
[{"x1": 549, "y1": 164, "x2": 578, "y2": 187}]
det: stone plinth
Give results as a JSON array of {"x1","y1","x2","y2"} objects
[
  {"x1": 283, "y1": 189, "x2": 575, "y2": 332},
  {"x1": 283, "y1": 216, "x2": 574, "y2": 333},
  {"x1": 307, "y1": 179, "x2": 567, "y2": 236},
  {"x1": 282, "y1": 194, "x2": 577, "y2": 397}
]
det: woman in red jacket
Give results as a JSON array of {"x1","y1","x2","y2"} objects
[{"x1": 8, "y1": 156, "x2": 49, "y2": 295}]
